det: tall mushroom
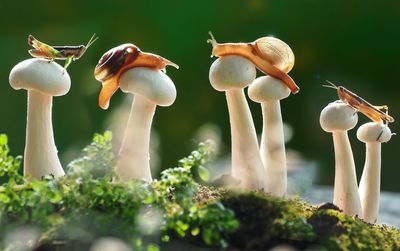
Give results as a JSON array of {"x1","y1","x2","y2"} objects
[
  {"x1": 94, "y1": 44, "x2": 177, "y2": 182},
  {"x1": 320, "y1": 101, "x2": 361, "y2": 216},
  {"x1": 9, "y1": 58, "x2": 70, "y2": 179},
  {"x1": 117, "y1": 68, "x2": 176, "y2": 181},
  {"x1": 248, "y1": 76, "x2": 290, "y2": 196},
  {"x1": 357, "y1": 122, "x2": 392, "y2": 223},
  {"x1": 209, "y1": 55, "x2": 265, "y2": 190},
  {"x1": 208, "y1": 33, "x2": 299, "y2": 190}
]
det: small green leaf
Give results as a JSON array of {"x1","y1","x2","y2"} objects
[
  {"x1": 147, "y1": 244, "x2": 159, "y2": 251},
  {"x1": 50, "y1": 192, "x2": 62, "y2": 203},
  {"x1": 143, "y1": 195, "x2": 154, "y2": 204},
  {"x1": 0, "y1": 193, "x2": 10, "y2": 203},
  {"x1": 161, "y1": 235, "x2": 170, "y2": 242},
  {"x1": 191, "y1": 227, "x2": 200, "y2": 236},
  {"x1": 31, "y1": 180, "x2": 40, "y2": 191},
  {"x1": 189, "y1": 205, "x2": 197, "y2": 213},
  {"x1": 198, "y1": 165, "x2": 210, "y2": 181},
  {"x1": 93, "y1": 186, "x2": 104, "y2": 196},
  {"x1": 176, "y1": 220, "x2": 189, "y2": 231},
  {"x1": 135, "y1": 238, "x2": 142, "y2": 248},
  {"x1": 0, "y1": 134, "x2": 8, "y2": 145}
]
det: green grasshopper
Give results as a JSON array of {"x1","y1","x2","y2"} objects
[{"x1": 28, "y1": 34, "x2": 98, "y2": 69}]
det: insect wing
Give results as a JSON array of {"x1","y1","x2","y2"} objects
[
  {"x1": 28, "y1": 35, "x2": 61, "y2": 57},
  {"x1": 28, "y1": 49, "x2": 54, "y2": 59}
]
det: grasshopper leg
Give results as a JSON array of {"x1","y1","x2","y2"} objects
[
  {"x1": 373, "y1": 105, "x2": 394, "y2": 124},
  {"x1": 376, "y1": 130, "x2": 384, "y2": 141},
  {"x1": 63, "y1": 57, "x2": 73, "y2": 73},
  {"x1": 374, "y1": 105, "x2": 388, "y2": 112}
]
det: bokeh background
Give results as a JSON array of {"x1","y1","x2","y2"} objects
[{"x1": 0, "y1": 0, "x2": 399, "y2": 191}]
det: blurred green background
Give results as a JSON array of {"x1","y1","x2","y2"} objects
[{"x1": 0, "y1": 0, "x2": 399, "y2": 191}]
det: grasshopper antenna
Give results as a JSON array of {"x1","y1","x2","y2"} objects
[
  {"x1": 322, "y1": 80, "x2": 338, "y2": 89},
  {"x1": 86, "y1": 33, "x2": 98, "y2": 48}
]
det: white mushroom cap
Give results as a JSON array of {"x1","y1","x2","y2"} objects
[
  {"x1": 320, "y1": 101, "x2": 358, "y2": 132},
  {"x1": 248, "y1": 75, "x2": 291, "y2": 102},
  {"x1": 9, "y1": 58, "x2": 70, "y2": 96},
  {"x1": 119, "y1": 67, "x2": 176, "y2": 107},
  {"x1": 357, "y1": 122, "x2": 392, "y2": 143},
  {"x1": 209, "y1": 55, "x2": 256, "y2": 91}
]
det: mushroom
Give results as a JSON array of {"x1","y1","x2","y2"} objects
[
  {"x1": 357, "y1": 122, "x2": 392, "y2": 223},
  {"x1": 116, "y1": 68, "x2": 176, "y2": 181},
  {"x1": 248, "y1": 76, "x2": 291, "y2": 196},
  {"x1": 320, "y1": 101, "x2": 361, "y2": 216},
  {"x1": 94, "y1": 44, "x2": 177, "y2": 182},
  {"x1": 209, "y1": 55, "x2": 265, "y2": 189},
  {"x1": 208, "y1": 33, "x2": 298, "y2": 191},
  {"x1": 9, "y1": 58, "x2": 70, "y2": 179}
]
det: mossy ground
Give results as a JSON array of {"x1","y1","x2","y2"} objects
[
  {"x1": 195, "y1": 186, "x2": 400, "y2": 251},
  {"x1": 2, "y1": 182, "x2": 400, "y2": 251},
  {"x1": 1, "y1": 133, "x2": 399, "y2": 251}
]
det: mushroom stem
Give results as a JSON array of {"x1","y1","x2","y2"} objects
[
  {"x1": 332, "y1": 131, "x2": 361, "y2": 216},
  {"x1": 359, "y1": 142, "x2": 381, "y2": 223},
  {"x1": 25, "y1": 90, "x2": 64, "y2": 179},
  {"x1": 226, "y1": 89, "x2": 265, "y2": 189},
  {"x1": 116, "y1": 95, "x2": 156, "y2": 182},
  {"x1": 261, "y1": 101, "x2": 286, "y2": 196}
]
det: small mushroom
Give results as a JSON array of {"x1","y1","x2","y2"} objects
[
  {"x1": 209, "y1": 55, "x2": 265, "y2": 189},
  {"x1": 9, "y1": 58, "x2": 70, "y2": 179},
  {"x1": 94, "y1": 44, "x2": 177, "y2": 181},
  {"x1": 357, "y1": 122, "x2": 392, "y2": 223},
  {"x1": 320, "y1": 101, "x2": 361, "y2": 216},
  {"x1": 248, "y1": 76, "x2": 291, "y2": 196}
]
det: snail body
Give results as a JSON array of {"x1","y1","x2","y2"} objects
[
  {"x1": 207, "y1": 32, "x2": 299, "y2": 94},
  {"x1": 94, "y1": 44, "x2": 178, "y2": 109}
]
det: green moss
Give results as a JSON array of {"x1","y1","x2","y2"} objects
[
  {"x1": 213, "y1": 191, "x2": 400, "y2": 251},
  {"x1": 0, "y1": 133, "x2": 399, "y2": 251},
  {"x1": 312, "y1": 208, "x2": 400, "y2": 251}
]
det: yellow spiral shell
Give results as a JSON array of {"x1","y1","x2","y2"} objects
[{"x1": 254, "y1": 37, "x2": 295, "y2": 73}]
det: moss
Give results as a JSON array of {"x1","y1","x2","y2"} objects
[
  {"x1": 1, "y1": 134, "x2": 399, "y2": 251},
  {"x1": 192, "y1": 185, "x2": 227, "y2": 205},
  {"x1": 314, "y1": 208, "x2": 400, "y2": 251},
  {"x1": 208, "y1": 191, "x2": 400, "y2": 251},
  {"x1": 219, "y1": 192, "x2": 316, "y2": 250}
]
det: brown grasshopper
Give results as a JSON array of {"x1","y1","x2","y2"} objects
[
  {"x1": 28, "y1": 33, "x2": 97, "y2": 69},
  {"x1": 323, "y1": 81, "x2": 394, "y2": 124}
]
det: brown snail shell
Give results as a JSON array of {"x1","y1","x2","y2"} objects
[{"x1": 94, "y1": 44, "x2": 178, "y2": 109}]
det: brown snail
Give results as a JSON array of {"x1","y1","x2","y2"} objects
[
  {"x1": 207, "y1": 32, "x2": 299, "y2": 94},
  {"x1": 94, "y1": 44, "x2": 179, "y2": 109}
]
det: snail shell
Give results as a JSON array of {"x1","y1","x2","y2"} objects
[
  {"x1": 207, "y1": 32, "x2": 299, "y2": 94},
  {"x1": 253, "y1": 37, "x2": 294, "y2": 73},
  {"x1": 94, "y1": 44, "x2": 178, "y2": 109}
]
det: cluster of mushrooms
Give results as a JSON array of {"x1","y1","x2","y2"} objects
[
  {"x1": 7, "y1": 33, "x2": 393, "y2": 225},
  {"x1": 320, "y1": 97, "x2": 393, "y2": 223}
]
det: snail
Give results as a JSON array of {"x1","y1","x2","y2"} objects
[
  {"x1": 207, "y1": 32, "x2": 299, "y2": 94},
  {"x1": 94, "y1": 43, "x2": 179, "y2": 109}
]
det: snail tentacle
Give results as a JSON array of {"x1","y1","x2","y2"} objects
[{"x1": 207, "y1": 31, "x2": 219, "y2": 57}]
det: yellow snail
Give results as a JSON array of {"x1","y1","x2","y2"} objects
[
  {"x1": 94, "y1": 44, "x2": 179, "y2": 109},
  {"x1": 207, "y1": 32, "x2": 299, "y2": 94}
]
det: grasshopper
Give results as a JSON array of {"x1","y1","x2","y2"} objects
[
  {"x1": 323, "y1": 81, "x2": 394, "y2": 124},
  {"x1": 28, "y1": 34, "x2": 98, "y2": 69}
]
